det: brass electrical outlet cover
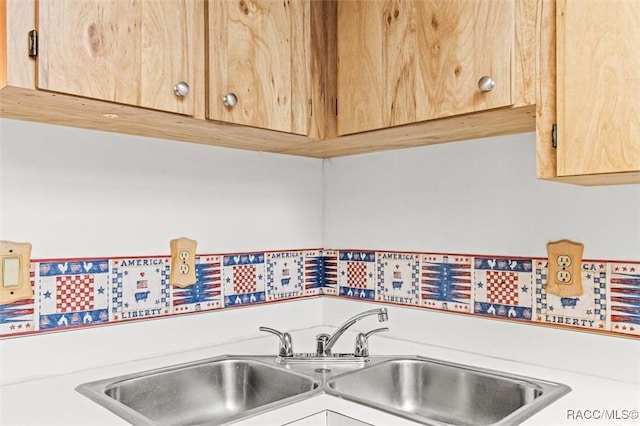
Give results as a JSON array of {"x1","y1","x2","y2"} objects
[
  {"x1": 169, "y1": 237, "x2": 197, "y2": 288},
  {"x1": 546, "y1": 239, "x2": 584, "y2": 297}
]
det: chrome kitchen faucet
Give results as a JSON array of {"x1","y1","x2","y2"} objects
[
  {"x1": 315, "y1": 308, "x2": 389, "y2": 356},
  {"x1": 260, "y1": 308, "x2": 389, "y2": 358}
]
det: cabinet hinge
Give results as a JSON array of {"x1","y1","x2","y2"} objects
[
  {"x1": 28, "y1": 30, "x2": 38, "y2": 58},
  {"x1": 551, "y1": 123, "x2": 557, "y2": 149}
]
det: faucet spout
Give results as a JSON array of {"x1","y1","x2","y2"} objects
[{"x1": 316, "y1": 308, "x2": 388, "y2": 356}]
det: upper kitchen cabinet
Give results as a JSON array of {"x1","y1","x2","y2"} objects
[
  {"x1": 36, "y1": 0, "x2": 204, "y2": 116},
  {"x1": 2, "y1": 0, "x2": 541, "y2": 159},
  {"x1": 537, "y1": 0, "x2": 640, "y2": 185},
  {"x1": 336, "y1": 0, "x2": 515, "y2": 136},
  {"x1": 207, "y1": 0, "x2": 333, "y2": 137}
]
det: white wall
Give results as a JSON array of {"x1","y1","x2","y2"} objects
[
  {"x1": 0, "y1": 118, "x2": 324, "y2": 383},
  {"x1": 0, "y1": 118, "x2": 324, "y2": 257},
  {"x1": 2, "y1": 122, "x2": 639, "y2": 383},
  {"x1": 322, "y1": 132, "x2": 640, "y2": 382},
  {"x1": 323, "y1": 132, "x2": 640, "y2": 260}
]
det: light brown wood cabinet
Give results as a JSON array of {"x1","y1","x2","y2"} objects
[
  {"x1": 208, "y1": 0, "x2": 310, "y2": 135},
  {"x1": 207, "y1": 0, "x2": 336, "y2": 138},
  {"x1": 537, "y1": 0, "x2": 640, "y2": 185},
  {"x1": 36, "y1": 0, "x2": 204, "y2": 116},
  {"x1": 0, "y1": 0, "x2": 536, "y2": 159},
  {"x1": 8, "y1": 0, "x2": 638, "y2": 188},
  {"x1": 337, "y1": 0, "x2": 515, "y2": 135},
  {"x1": 1, "y1": 0, "x2": 316, "y2": 153}
]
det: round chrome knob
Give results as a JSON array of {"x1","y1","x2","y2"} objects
[
  {"x1": 477, "y1": 76, "x2": 495, "y2": 92},
  {"x1": 173, "y1": 81, "x2": 190, "y2": 97},
  {"x1": 223, "y1": 92, "x2": 238, "y2": 108}
]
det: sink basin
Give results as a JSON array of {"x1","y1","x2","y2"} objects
[
  {"x1": 78, "y1": 355, "x2": 569, "y2": 426},
  {"x1": 326, "y1": 357, "x2": 571, "y2": 426},
  {"x1": 76, "y1": 356, "x2": 320, "y2": 426}
]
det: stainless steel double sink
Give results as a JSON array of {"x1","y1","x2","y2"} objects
[{"x1": 76, "y1": 355, "x2": 570, "y2": 426}]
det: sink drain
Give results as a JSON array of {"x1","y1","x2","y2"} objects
[{"x1": 315, "y1": 368, "x2": 331, "y2": 373}]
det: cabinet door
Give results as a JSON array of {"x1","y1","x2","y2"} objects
[
  {"x1": 208, "y1": 0, "x2": 309, "y2": 135},
  {"x1": 337, "y1": 0, "x2": 514, "y2": 136},
  {"x1": 556, "y1": 0, "x2": 640, "y2": 176},
  {"x1": 37, "y1": 0, "x2": 202, "y2": 115}
]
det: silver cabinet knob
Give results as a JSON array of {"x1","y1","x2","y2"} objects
[
  {"x1": 478, "y1": 76, "x2": 495, "y2": 92},
  {"x1": 223, "y1": 92, "x2": 238, "y2": 108},
  {"x1": 173, "y1": 81, "x2": 190, "y2": 97}
]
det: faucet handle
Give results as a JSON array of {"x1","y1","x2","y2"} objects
[
  {"x1": 354, "y1": 327, "x2": 388, "y2": 357},
  {"x1": 259, "y1": 326, "x2": 294, "y2": 357}
]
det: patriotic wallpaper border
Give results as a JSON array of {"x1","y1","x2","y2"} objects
[{"x1": 1, "y1": 248, "x2": 638, "y2": 339}]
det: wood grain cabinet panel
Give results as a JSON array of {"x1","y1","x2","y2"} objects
[
  {"x1": 537, "y1": 0, "x2": 640, "y2": 185},
  {"x1": 337, "y1": 0, "x2": 515, "y2": 135},
  {"x1": 557, "y1": 0, "x2": 640, "y2": 177},
  {"x1": 37, "y1": 0, "x2": 203, "y2": 116},
  {"x1": 3, "y1": 0, "x2": 567, "y2": 166},
  {"x1": 208, "y1": 0, "x2": 311, "y2": 135}
]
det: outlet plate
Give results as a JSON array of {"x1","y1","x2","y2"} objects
[
  {"x1": 0, "y1": 241, "x2": 33, "y2": 305},
  {"x1": 546, "y1": 239, "x2": 583, "y2": 297},
  {"x1": 170, "y1": 237, "x2": 197, "y2": 288}
]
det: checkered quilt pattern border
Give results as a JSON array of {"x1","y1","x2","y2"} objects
[{"x1": 2, "y1": 251, "x2": 638, "y2": 340}]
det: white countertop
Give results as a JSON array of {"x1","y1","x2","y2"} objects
[{"x1": 1, "y1": 328, "x2": 639, "y2": 426}]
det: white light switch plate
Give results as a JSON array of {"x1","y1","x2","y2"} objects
[{"x1": 0, "y1": 241, "x2": 33, "y2": 305}]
